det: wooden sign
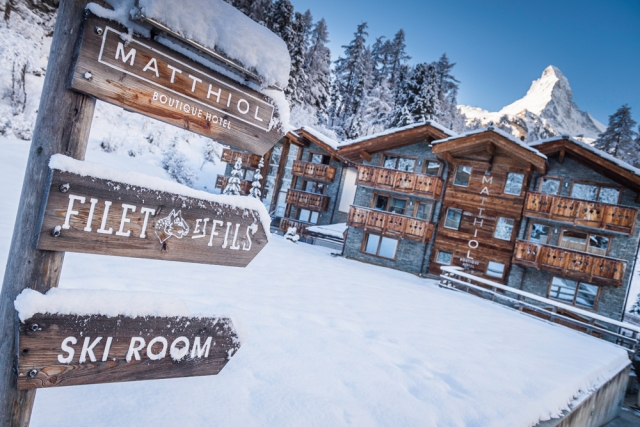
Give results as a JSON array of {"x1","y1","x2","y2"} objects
[
  {"x1": 71, "y1": 15, "x2": 283, "y2": 156},
  {"x1": 17, "y1": 314, "x2": 240, "y2": 389},
  {"x1": 37, "y1": 169, "x2": 268, "y2": 266}
]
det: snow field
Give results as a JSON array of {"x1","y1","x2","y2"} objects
[{"x1": 0, "y1": 136, "x2": 631, "y2": 427}]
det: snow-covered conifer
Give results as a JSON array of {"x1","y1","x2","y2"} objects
[
  {"x1": 595, "y1": 104, "x2": 638, "y2": 164},
  {"x1": 434, "y1": 54, "x2": 461, "y2": 129},
  {"x1": 285, "y1": 11, "x2": 311, "y2": 105},
  {"x1": 389, "y1": 63, "x2": 441, "y2": 127},
  {"x1": 387, "y1": 30, "x2": 411, "y2": 87},
  {"x1": 301, "y1": 18, "x2": 331, "y2": 119},
  {"x1": 223, "y1": 158, "x2": 243, "y2": 195},
  {"x1": 250, "y1": 157, "x2": 264, "y2": 198},
  {"x1": 284, "y1": 226, "x2": 300, "y2": 242}
]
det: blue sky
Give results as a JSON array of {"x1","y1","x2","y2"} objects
[{"x1": 291, "y1": 0, "x2": 640, "y2": 126}]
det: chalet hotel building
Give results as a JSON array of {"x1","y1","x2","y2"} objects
[{"x1": 218, "y1": 122, "x2": 640, "y2": 322}]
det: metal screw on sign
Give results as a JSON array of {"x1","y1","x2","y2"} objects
[
  {"x1": 59, "y1": 183, "x2": 70, "y2": 193},
  {"x1": 94, "y1": 26, "x2": 103, "y2": 35},
  {"x1": 51, "y1": 226, "x2": 62, "y2": 237},
  {"x1": 28, "y1": 369, "x2": 38, "y2": 378}
]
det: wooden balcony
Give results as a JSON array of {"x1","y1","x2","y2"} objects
[
  {"x1": 221, "y1": 148, "x2": 262, "y2": 169},
  {"x1": 347, "y1": 206, "x2": 434, "y2": 243},
  {"x1": 279, "y1": 218, "x2": 310, "y2": 236},
  {"x1": 292, "y1": 160, "x2": 337, "y2": 182},
  {"x1": 524, "y1": 192, "x2": 638, "y2": 235},
  {"x1": 512, "y1": 240, "x2": 626, "y2": 287},
  {"x1": 215, "y1": 175, "x2": 252, "y2": 195},
  {"x1": 285, "y1": 189, "x2": 330, "y2": 211},
  {"x1": 356, "y1": 165, "x2": 443, "y2": 198}
]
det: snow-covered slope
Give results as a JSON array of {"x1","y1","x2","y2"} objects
[{"x1": 459, "y1": 66, "x2": 605, "y2": 142}]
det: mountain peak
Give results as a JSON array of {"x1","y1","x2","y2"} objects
[{"x1": 500, "y1": 65, "x2": 572, "y2": 117}]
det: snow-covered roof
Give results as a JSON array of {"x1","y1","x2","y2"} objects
[
  {"x1": 298, "y1": 126, "x2": 340, "y2": 151},
  {"x1": 305, "y1": 223, "x2": 347, "y2": 239},
  {"x1": 530, "y1": 135, "x2": 640, "y2": 178},
  {"x1": 49, "y1": 154, "x2": 272, "y2": 239},
  {"x1": 339, "y1": 120, "x2": 455, "y2": 148},
  {"x1": 433, "y1": 126, "x2": 547, "y2": 160},
  {"x1": 87, "y1": 0, "x2": 290, "y2": 88}
]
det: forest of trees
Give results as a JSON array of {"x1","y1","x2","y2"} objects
[{"x1": 224, "y1": 0, "x2": 464, "y2": 140}]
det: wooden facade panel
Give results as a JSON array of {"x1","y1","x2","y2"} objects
[
  {"x1": 355, "y1": 165, "x2": 443, "y2": 199},
  {"x1": 285, "y1": 189, "x2": 330, "y2": 211},
  {"x1": 347, "y1": 206, "x2": 433, "y2": 242},
  {"x1": 292, "y1": 160, "x2": 337, "y2": 182},
  {"x1": 215, "y1": 175, "x2": 252, "y2": 195},
  {"x1": 221, "y1": 149, "x2": 262, "y2": 169},
  {"x1": 279, "y1": 218, "x2": 309, "y2": 236}
]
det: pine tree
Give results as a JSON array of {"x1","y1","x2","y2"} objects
[
  {"x1": 434, "y1": 53, "x2": 460, "y2": 128},
  {"x1": 387, "y1": 30, "x2": 411, "y2": 87},
  {"x1": 358, "y1": 80, "x2": 394, "y2": 136},
  {"x1": 250, "y1": 157, "x2": 264, "y2": 198},
  {"x1": 248, "y1": 0, "x2": 272, "y2": 25},
  {"x1": 223, "y1": 158, "x2": 243, "y2": 195},
  {"x1": 301, "y1": 18, "x2": 331, "y2": 119},
  {"x1": 630, "y1": 292, "x2": 640, "y2": 315},
  {"x1": 285, "y1": 11, "x2": 311, "y2": 104},
  {"x1": 267, "y1": 0, "x2": 294, "y2": 43},
  {"x1": 389, "y1": 63, "x2": 441, "y2": 127},
  {"x1": 594, "y1": 105, "x2": 638, "y2": 164}
]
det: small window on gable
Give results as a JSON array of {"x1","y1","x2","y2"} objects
[
  {"x1": 309, "y1": 153, "x2": 329, "y2": 165},
  {"x1": 540, "y1": 178, "x2": 561, "y2": 195},
  {"x1": 494, "y1": 217, "x2": 515, "y2": 241},
  {"x1": 424, "y1": 161, "x2": 441, "y2": 176},
  {"x1": 486, "y1": 261, "x2": 505, "y2": 278},
  {"x1": 598, "y1": 187, "x2": 620, "y2": 204},
  {"x1": 444, "y1": 208, "x2": 463, "y2": 230},
  {"x1": 504, "y1": 173, "x2": 524, "y2": 196},
  {"x1": 571, "y1": 183, "x2": 598, "y2": 201},
  {"x1": 383, "y1": 155, "x2": 416, "y2": 172},
  {"x1": 436, "y1": 251, "x2": 453, "y2": 265},
  {"x1": 454, "y1": 165, "x2": 472, "y2": 187}
]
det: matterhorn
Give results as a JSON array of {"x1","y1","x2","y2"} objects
[{"x1": 459, "y1": 65, "x2": 605, "y2": 142}]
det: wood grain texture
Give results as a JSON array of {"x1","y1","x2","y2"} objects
[
  {"x1": 17, "y1": 314, "x2": 239, "y2": 389},
  {"x1": 0, "y1": 1, "x2": 95, "y2": 425},
  {"x1": 71, "y1": 15, "x2": 283, "y2": 156},
  {"x1": 37, "y1": 170, "x2": 268, "y2": 267}
]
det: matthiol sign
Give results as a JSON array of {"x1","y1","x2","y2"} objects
[{"x1": 71, "y1": 15, "x2": 283, "y2": 156}]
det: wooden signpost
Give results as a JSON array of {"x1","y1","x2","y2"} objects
[
  {"x1": 38, "y1": 167, "x2": 268, "y2": 266},
  {"x1": 17, "y1": 314, "x2": 239, "y2": 389},
  {"x1": 0, "y1": 1, "x2": 284, "y2": 425},
  {"x1": 71, "y1": 15, "x2": 282, "y2": 156}
]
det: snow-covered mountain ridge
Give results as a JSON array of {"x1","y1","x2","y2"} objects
[{"x1": 459, "y1": 66, "x2": 605, "y2": 142}]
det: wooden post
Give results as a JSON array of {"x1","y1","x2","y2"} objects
[{"x1": 0, "y1": 1, "x2": 95, "y2": 425}]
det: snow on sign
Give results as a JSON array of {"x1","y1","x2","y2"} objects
[
  {"x1": 71, "y1": 15, "x2": 283, "y2": 156},
  {"x1": 36, "y1": 156, "x2": 269, "y2": 267},
  {"x1": 17, "y1": 313, "x2": 239, "y2": 389}
]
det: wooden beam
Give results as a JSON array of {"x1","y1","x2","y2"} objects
[
  {"x1": 0, "y1": 1, "x2": 96, "y2": 425},
  {"x1": 441, "y1": 151, "x2": 456, "y2": 165},
  {"x1": 359, "y1": 150, "x2": 372, "y2": 162},
  {"x1": 486, "y1": 141, "x2": 496, "y2": 156},
  {"x1": 559, "y1": 148, "x2": 566, "y2": 164}
]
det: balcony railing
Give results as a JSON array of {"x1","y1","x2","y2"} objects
[
  {"x1": 215, "y1": 175, "x2": 252, "y2": 195},
  {"x1": 347, "y1": 206, "x2": 434, "y2": 243},
  {"x1": 512, "y1": 240, "x2": 626, "y2": 287},
  {"x1": 279, "y1": 218, "x2": 310, "y2": 236},
  {"x1": 285, "y1": 189, "x2": 330, "y2": 211},
  {"x1": 524, "y1": 192, "x2": 638, "y2": 235},
  {"x1": 221, "y1": 148, "x2": 262, "y2": 169},
  {"x1": 356, "y1": 165, "x2": 443, "y2": 198},
  {"x1": 292, "y1": 160, "x2": 337, "y2": 182}
]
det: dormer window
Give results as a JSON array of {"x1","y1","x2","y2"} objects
[
  {"x1": 570, "y1": 182, "x2": 621, "y2": 204},
  {"x1": 504, "y1": 173, "x2": 524, "y2": 196},
  {"x1": 383, "y1": 154, "x2": 416, "y2": 172}
]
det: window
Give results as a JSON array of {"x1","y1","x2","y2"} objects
[
  {"x1": 309, "y1": 153, "x2": 330, "y2": 165},
  {"x1": 415, "y1": 202, "x2": 433, "y2": 221},
  {"x1": 304, "y1": 181, "x2": 325, "y2": 194},
  {"x1": 494, "y1": 217, "x2": 515, "y2": 241},
  {"x1": 486, "y1": 261, "x2": 505, "y2": 278},
  {"x1": 444, "y1": 208, "x2": 463, "y2": 230},
  {"x1": 540, "y1": 177, "x2": 561, "y2": 195},
  {"x1": 549, "y1": 277, "x2": 598, "y2": 309},
  {"x1": 454, "y1": 165, "x2": 472, "y2": 187},
  {"x1": 436, "y1": 251, "x2": 453, "y2": 265},
  {"x1": 424, "y1": 161, "x2": 441, "y2": 176},
  {"x1": 363, "y1": 233, "x2": 398, "y2": 259},
  {"x1": 571, "y1": 182, "x2": 621, "y2": 204},
  {"x1": 383, "y1": 154, "x2": 416, "y2": 172},
  {"x1": 373, "y1": 194, "x2": 407, "y2": 215},
  {"x1": 504, "y1": 173, "x2": 524, "y2": 195},
  {"x1": 298, "y1": 209, "x2": 319, "y2": 224},
  {"x1": 244, "y1": 169, "x2": 255, "y2": 182},
  {"x1": 559, "y1": 230, "x2": 610, "y2": 255},
  {"x1": 529, "y1": 223, "x2": 550, "y2": 244}
]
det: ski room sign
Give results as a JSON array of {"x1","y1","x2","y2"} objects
[{"x1": 71, "y1": 15, "x2": 283, "y2": 156}]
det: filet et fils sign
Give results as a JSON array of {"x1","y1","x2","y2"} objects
[
  {"x1": 17, "y1": 314, "x2": 240, "y2": 389},
  {"x1": 37, "y1": 169, "x2": 268, "y2": 267},
  {"x1": 71, "y1": 15, "x2": 283, "y2": 156}
]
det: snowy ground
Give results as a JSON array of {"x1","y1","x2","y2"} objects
[{"x1": 0, "y1": 135, "x2": 632, "y2": 427}]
